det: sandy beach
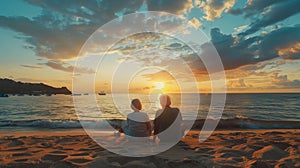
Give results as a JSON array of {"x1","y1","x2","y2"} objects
[{"x1": 0, "y1": 129, "x2": 299, "y2": 168}]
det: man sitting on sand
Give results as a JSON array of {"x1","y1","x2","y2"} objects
[
  {"x1": 123, "y1": 99, "x2": 151, "y2": 137},
  {"x1": 153, "y1": 94, "x2": 184, "y2": 142}
]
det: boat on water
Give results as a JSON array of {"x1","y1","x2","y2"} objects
[
  {"x1": 0, "y1": 94, "x2": 9, "y2": 97},
  {"x1": 72, "y1": 93, "x2": 82, "y2": 96},
  {"x1": 98, "y1": 91, "x2": 106, "y2": 95}
]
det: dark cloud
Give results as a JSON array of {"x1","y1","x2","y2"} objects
[
  {"x1": 137, "y1": 25, "x2": 293, "y2": 84},
  {"x1": 0, "y1": 0, "x2": 196, "y2": 65},
  {"x1": 146, "y1": 0, "x2": 193, "y2": 15},
  {"x1": 45, "y1": 60, "x2": 95, "y2": 74},
  {"x1": 111, "y1": 26, "x2": 299, "y2": 82},
  {"x1": 0, "y1": 0, "x2": 145, "y2": 61},
  {"x1": 0, "y1": 15, "x2": 97, "y2": 60},
  {"x1": 208, "y1": 28, "x2": 262, "y2": 70},
  {"x1": 245, "y1": 2, "x2": 300, "y2": 35},
  {"x1": 143, "y1": 86, "x2": 151, "y2": 90},
  {"x1": 233, "y1": 0, "x2": 300, "y2": 35},
  {"x1": 1, "y1": 0, "x2": 299, "y2": 85},
  {"x1": 207, "y1": 25, "x2": 300, "y2": 70},
  {"x1": 259, "y1": 26, "x2": 300, "y2": 60},
  {"x1": 229, "y1": 0, "x2": 282, "y2": 17},
  {"x1": 20, "y1": 64, "x2": 42, "y2": 69}
]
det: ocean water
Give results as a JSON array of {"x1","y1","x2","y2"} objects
[{"x1": 0, "y1": 93, "x2": 299, "y2": 130}]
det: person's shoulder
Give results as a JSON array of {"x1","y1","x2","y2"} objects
[
  {"x1": 139, "y1": 111, "x2": 149, "y2": 116},
  {"x1": 155, "y1": 109, "x2": 163, "y2": 115},
  {"x1": 138, "y1": 112, "x2": 149, "y2": 121},
  {"x1": 156, "y1": 109, "x2": 163, "y2": 113},
  {"x1": 127, "y1": 112, "x2": 137, "y2": 118},
  {"x1": 171, "y1": 107, "x2": 180, "y2": 113}
]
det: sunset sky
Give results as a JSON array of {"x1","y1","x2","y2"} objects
[{"x1": 0, "y1": 0, "x2": 300, "y2": 93}]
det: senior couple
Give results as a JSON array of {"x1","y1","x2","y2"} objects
[{"x1": 122, "y1": 94, "x2": 184, "y2": 142}]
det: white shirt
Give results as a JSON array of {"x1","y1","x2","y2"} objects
[{"x1": 126, "y1": 111, "x2": 150, "y2": 137}]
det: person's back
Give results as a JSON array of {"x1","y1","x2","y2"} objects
[
  {"x1": 127, "y1": 111, "x2": 151, "y2": 137},
  {"x1": 154, "y1": 95, "x2": 183, "y2": 142},
  {"x1": 123, "y1": 99, "x2": 151, "y2": 138}
]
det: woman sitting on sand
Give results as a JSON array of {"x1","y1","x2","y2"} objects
[{"x1": 122, "y1": 99, "x2": 151, "y2": 137}]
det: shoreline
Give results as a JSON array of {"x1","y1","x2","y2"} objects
[
  {"x1": 2, "y1": 117, "x2": 300, "y2": 131},
  {"x1": 1, "y1": 128, "x2": 299, "y2": 134},
  {"x1": 1, "y1": 126, "x2": 300, "y2": 136}
]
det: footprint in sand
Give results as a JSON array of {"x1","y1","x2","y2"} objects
[
  {"x1": 5, "y1": 147, "x2": 28, "y2": 151},
  {"x1": 15, "y1": 158, "x2": 28, "y2": 162},
  {"x1": 8, "y1": 139, "x2": 25, "y2": 147},
  {"x1": 12, "y1": 152, "x2": 32, "y2": 157}
]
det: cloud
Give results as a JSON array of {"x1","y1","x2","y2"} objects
[
  {"x1": 143, "y1": 70, "x2": 177, "y2": 81},
  {"x1": 1, "y1": 0, "x2": 299, "y2": 90},
  {"x1": 259, "y1": 26, "x2": 300, "y2": 60},
  {"x1": 109, "y1": 25, "x2": 300, "y2": 85},
  {"x1": 146, "y1": 0, "x2": 193, "y2": 15},
  {"x1": 0, "y1": 0, "x2": 145, "y2": 61},
  {"x1": 44, "y1": 60, "x2": 95, "y2": 74},
  {"x1": 223, "y1": 58, "x2": 288, "y2": 83},
  {"x1": 24, "y1": 0, "x2": 144, "y2": 22},
  {"x1": 229, "y1": 0, "x2": 282, "y2": 17},
  {"x1": 272, "y1": 73, "x2": 300, "y2": 88},
  {"x1": 278, "y1": 42, "x2": 300, "y2": 60},
  {"x1": 20, "y1": 64, "x2": 42, "y2": 69},
  {"x1": 190, "y1": 17, "x2": 202, "y2": 29},
  {"x1": 99, "y1": 22, "x2": 300, "y2": 91},
  {"x1": 205, "y1": 25, "x2": 300, "y2": 71},
  {"x1": 200, "y1": 0, "x2": 236, "y2": 21},
  {"x1": 207, "y1": 28, "x2": 262, "y2": 70},
  {"x1": 228, "y1": 78, "x2": 252, "y2": 89},
  {"x1": 0, "y1": 15, "x2": 97, "y2": 60},
  {"x1": 235, "y1": 0, "x2": 300, "y2": 35},
  {"x1": 233, "y1": 25, "x2": 248, "y2": 34},
  {"x1": 0, "y1": 0, "x2": 198, "y2": 63}
]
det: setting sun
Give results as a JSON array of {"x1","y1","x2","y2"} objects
[{"x1": 155, "y1": 82, "x2": 164, "y2": 90}]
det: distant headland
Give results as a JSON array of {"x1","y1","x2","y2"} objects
[{"x1": 0, "y1": 78, "x2": 72, "y2": 95}]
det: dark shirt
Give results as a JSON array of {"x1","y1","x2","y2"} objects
[{"x1": 153, "y1": 106, "x2": 183, "y2": 141}]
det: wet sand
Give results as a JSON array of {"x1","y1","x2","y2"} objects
[{"x1": 0, "y1": 129, "x2": 299, "y2": 168}]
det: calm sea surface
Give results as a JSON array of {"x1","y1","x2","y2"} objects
[{"x1": 0, "y1": 93, "x2": 299, "y2": 129}]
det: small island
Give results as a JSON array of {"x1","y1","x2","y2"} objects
[{"x1": 0, "y1": 78, "x2": 72, "y2": 95}]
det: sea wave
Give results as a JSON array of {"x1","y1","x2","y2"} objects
[
  {"x1": 1, "y1": 117, "x2": 300, "y2": 130},
  {"x1": 0, "y1": 120, "x2": 120, "y2": 129},
  {"x1": 192, "y1": 116, "x2": 300, "y2": 129}
]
